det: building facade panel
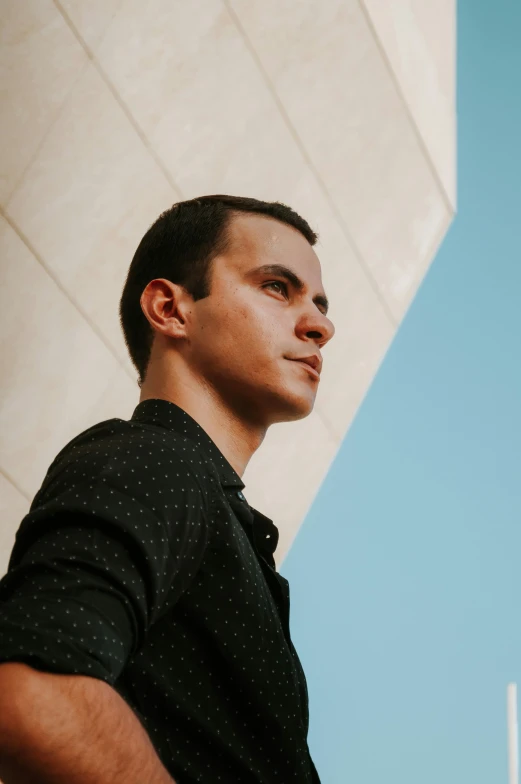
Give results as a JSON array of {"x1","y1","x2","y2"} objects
[{"x1": 0, "y1": 0, "x2": 455, "y2": 570}]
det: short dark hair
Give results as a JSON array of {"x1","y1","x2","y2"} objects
[{"x1": 118, "y1": 194, "x2": 318, "y2": 387}]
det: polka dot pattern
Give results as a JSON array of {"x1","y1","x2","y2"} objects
[{"x1": 0, "y1": 398, "x2": 320, "y2": 783}]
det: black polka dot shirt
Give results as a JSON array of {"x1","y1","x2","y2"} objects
[{"x1": 0, "y1": 398, "x2": 321, "y2": 783}]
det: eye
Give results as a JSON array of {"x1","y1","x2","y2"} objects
[{"x1": 263, "y1": 280, "x2": 288, "y2": 297}]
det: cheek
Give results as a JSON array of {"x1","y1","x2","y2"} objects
[{"x1": 197, "y1": 299, "x2": 282, "y2": 366}]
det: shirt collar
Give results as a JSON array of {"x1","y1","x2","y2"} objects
[
  {"x1": 131, "y1": 397, "x2": 245, "y2": 490},
  {"x1": 129, "y1": 398, "x2": 279, "y2": 561}
]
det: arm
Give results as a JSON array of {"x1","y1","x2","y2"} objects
[
  {"x1": 0, "y1": 435, "x2": 208, "y2": 783},
  {"x1": 0, "y1": 662, "x2": 175, "y2": 784}
]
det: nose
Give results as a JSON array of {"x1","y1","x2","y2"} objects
[{"x1": 303, "y1": 315, "x2": 335, "y2": 345}]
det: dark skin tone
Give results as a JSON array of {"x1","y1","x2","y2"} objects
[{"x1": 139, "y1": 212, "x2": 335, "y2": 477}]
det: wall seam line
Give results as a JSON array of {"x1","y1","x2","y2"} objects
[
  {"x1": 358, "y1": 0, "x2": 456, "y2": 215},
  {"x1": 53, "y1": 0, "x2": 184, "y2": 206},
  {"x1": 0, "y1": 467, "x2": 32, "y2": 503},
  {"x1": 0, "y1": 206, "x2": 137, "y2": 386},
  {"x1": 223, "y1": 0, "x2": 399, "y2": 329}
]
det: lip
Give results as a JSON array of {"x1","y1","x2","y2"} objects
[{"x1": 289, "y1": 359, "x2": 320, "y2": 381}]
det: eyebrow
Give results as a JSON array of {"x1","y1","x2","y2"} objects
[{"x1": 248, "y1": 263, "x2": 329, "y2": 316}]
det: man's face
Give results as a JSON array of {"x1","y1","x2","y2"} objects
[{"x1": 186, "y1": 213, "x2": 335, "y2": 427}]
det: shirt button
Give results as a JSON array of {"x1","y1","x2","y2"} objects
[{"x1": 237, "y1": 491, "x2": 245, "y2": 501}]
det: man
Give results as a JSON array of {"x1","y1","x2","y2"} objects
[{"x1": 0, "y1": 195, "x2": 335, "y2": 783}]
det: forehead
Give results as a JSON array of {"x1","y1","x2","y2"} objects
[{"x1": 225, "y1": 212, "x2": 323, "y2": 282}]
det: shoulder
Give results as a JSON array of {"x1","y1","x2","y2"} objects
[{"x1": 33, "y1": 417, "x2": 216, "y2": 515}]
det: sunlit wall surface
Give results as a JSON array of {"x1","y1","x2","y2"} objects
[{"x1": 0, "y1": 1, "x2": 456, "y2": 576}]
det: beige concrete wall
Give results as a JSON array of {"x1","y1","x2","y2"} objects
[{"x1": 0, "y1": 0, "x2": 456, "y2": 574}]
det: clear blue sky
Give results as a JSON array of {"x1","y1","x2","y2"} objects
[{"x1": 281, "y1": 1, "x2": 521, "y2": 782}]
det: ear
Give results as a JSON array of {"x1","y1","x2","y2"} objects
[{"x1": 140, "y1": 279, "x2": 191, "y2": 340}]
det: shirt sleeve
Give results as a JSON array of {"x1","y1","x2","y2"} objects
[{"x1": 0, "y1": 432, "x2": 210, "y2": 686}]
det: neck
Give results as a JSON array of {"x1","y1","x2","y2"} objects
[{"x1": 138, "y1": 374, "x2": 266, "y2": 478}]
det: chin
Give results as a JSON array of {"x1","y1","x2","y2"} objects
[{"x1": 272, "y1": 393, "x2": 315, "y2": 423}]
